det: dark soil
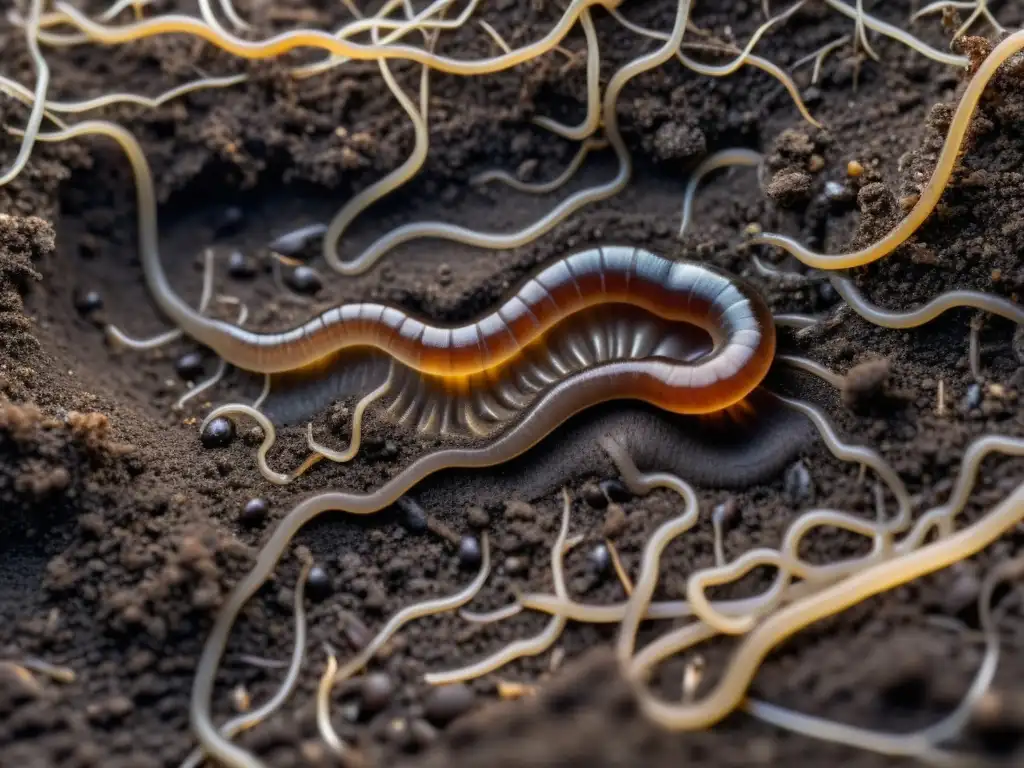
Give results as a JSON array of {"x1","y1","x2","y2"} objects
[{"x1": 2, "y1": 1, "x2": 1024, "y2": 767}]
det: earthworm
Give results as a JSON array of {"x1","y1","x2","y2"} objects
[
  {"x1": 678, "y1": 147, "x2": 763, "y2": 239},
  {"x1": 424, "y1": 490, "x2": 572, "y2": 685},
  {"x1": 626, "y1": 436, "x2": 1024, "y2": 730},
  {"x1": 180, "y1": 562, "x2": 311, "y2": 768},
  {"x1": 750, "y1": 28, "x2": 1024, "y2": 270},
  {"x1": 52, "y1": 0, "x2": 622, "y2": 76},
  {"x1": 0, "y1": 0, "x2": 49, "y2": 188},
  {"x1": 743, "y1": 555, "x2": 1024, "y2": 760}
]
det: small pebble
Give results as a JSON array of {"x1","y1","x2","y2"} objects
[
  {"x1": 268, "y1": 223, "x2": 328, "y2": 257},
  {"x1": 846, "y1": 159, "x2": 864, "y2": 177},
  {"x1": 783, "y1": 460, "x2": 814, "y2": 504},
  {"x1": 466, "y1": 506, "x2": 489, "y2": 529},
  {"x1": 580, "y1": 482, "x2": 608, "y2": 509},
  {"x1": 408, "y1": 719, "x2": 438, "y2": 750},
  {"x1": 175, "y1": 351, "x2": 205, "y2": 381},
  {"x1": 965, "y1": 382, "x2": 983, "y2": 410},
  {"x1": 817, "y1": 281, "x2": 838, "y2": 303},
  {"x1": 306, "y1": 566, "x2": 332, "y2": 601},
  {"x1": 602, "y1": 503, "x2": 627, "y2": 539},
  {"x1": 214, "y1": 206, "x2": 245, "y2": 238},
  {"x1": 74, "y1": 289, "x2": 103, "y2": 314},
  {"x1": 600, "y1": 479, "x2": 631, "y2": 503},
  {"x1": 201, "y1": 417, "x2": 235, "y2": 448},
  {"x1": 227, "y1": 249, "x2": 257, "y2": 279},
  {"x1": 458, "y1": 535, "x2": 482, "y2": 570},
  {"x1": 588, "y1": 543, "x2": 611, "y2": 575},
  {"x1": 396, "y1": 497, "x2": 428, "y2": 534},
  {"x1": 823, "y1": 180, "x2": 854, "y2": 205},
  {"x1": 423, "y1": 683, "x2": 476, "y2": 725},
  {"x1": 504, "y1": 556, "x2": 528, "y2": 576},
  {"x1": 240, "y1": 498, "x2": 268, "y2": 526},
  {"x1": 286, "y1": 265, "x2": 323, "y2": 295},
  {"x1": 360, "y1": 672, "x2": 394, "y2": 714},
  {"x1": 504, "y1": 500, "x2": 535, "y2": 520},
  {"x1": 841, "y1": 358, "x2": 891, "y2": 411}
]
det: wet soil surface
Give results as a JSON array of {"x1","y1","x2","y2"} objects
[{"x1": 3, "y1": 1, "x2": 1024, "y2": 766}]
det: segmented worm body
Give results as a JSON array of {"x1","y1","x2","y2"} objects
[{"x1": 163, "y1": 247, "x2": 777, "y2": 415}]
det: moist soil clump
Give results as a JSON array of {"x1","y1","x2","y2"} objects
[{"x1": 2, "y1": 1, "x2": 1024, "y2": 767}]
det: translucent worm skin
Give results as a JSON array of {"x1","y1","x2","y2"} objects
[{"x1": 751, "y1": 27, "x2": 1024, "y2": 269}]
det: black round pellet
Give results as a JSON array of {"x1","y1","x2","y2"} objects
[
  {"x1": 74, "y1": 289, "x2": 103, "y2": 314},
  {"x1": 360, "y1": 672, "x2": 394, "y2": 714},
  {"x1": 306, "y1": 566, "x2": 332, "y2": 601},
  {"x1": 201, "y1": 416, "x2": 235, "y2": 448},
  {"x1": 580, "y1": 483, "x2": 608, "y2": 509},
  {"x1": 286, "y1": 265, "x2": 322, "y2": 295},
  {"x1": 240, "y1": 498, "x2": 268, "y2": 526},
  {"x1": 226, "y1": 249, "x2": 257, "y2": 279},
  {"x1": 457, "y1": 535, "x2": 482, "y2": 570},
  {"x1": 423, "y1": 683, "x2": 475, "y2": 726},
  {"x1": 588, "y1": 543, "x2": 611, "y2": 575},
  {"x1": 396, "y1": 497, "x2": 428, "y2": 534},
  {"x1": 214, "y1": 206, "x2": 245, "y2": 238},
  {"x1": 175, "y1": 351, "x2": 204, "y2": 381},
  {"x1": 600, "y1": 478, "x2": 632, "y2": 503}
]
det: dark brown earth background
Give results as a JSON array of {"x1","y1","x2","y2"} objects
[{"x1": 3, "y1": 0, "x2": 1024, "y2": 766}]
